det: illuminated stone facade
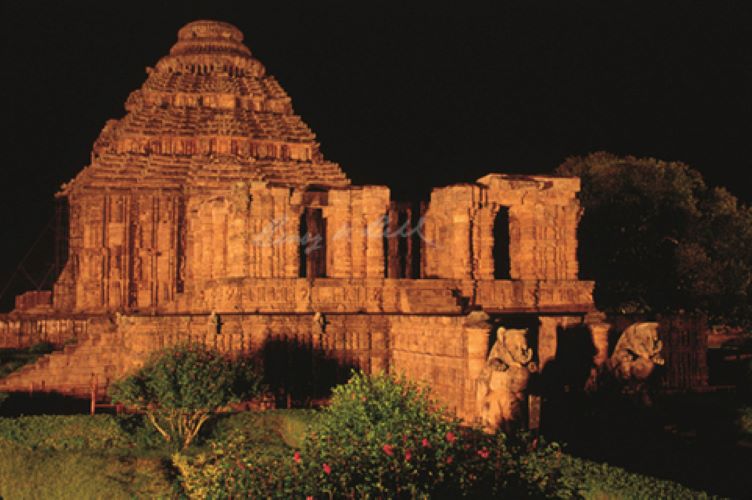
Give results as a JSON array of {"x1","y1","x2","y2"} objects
[{"x1": 0, "y1": 21, "x2": 596, "y2": 422}]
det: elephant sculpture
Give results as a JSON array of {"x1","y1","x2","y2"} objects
[
  {"x1": 608, "y1": 322, "x2": 665, "y2": 383},
  {"x1": 477, "y1": 327, "x2": 536, "y2": 432}
]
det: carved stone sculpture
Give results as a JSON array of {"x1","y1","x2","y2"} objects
[
  {"x1": 608, "y1": 322, "x2": 664, "y2": 384},
  {"x1": 477, "y1": 327, "x2": 536, "y2": 432}
]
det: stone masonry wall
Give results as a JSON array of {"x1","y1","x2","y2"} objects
[
  {"x1": 0, "y1": 315, "x2": 92, "y2": 349},
  {"x1": 423, "y1": 175, "x2": 581, "y2": 282}
]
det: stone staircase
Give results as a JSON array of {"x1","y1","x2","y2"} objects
[{"x1": 0, "y1": 317, "x2": 140, "y2": 398}]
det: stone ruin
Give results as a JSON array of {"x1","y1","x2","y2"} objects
[{"x1": 0, "y1": 20, "x2": 603, "y2": 426}]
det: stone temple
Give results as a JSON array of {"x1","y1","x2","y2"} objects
[{"x1": 0, "y1": 21, "x2": 601, "y2": 422}]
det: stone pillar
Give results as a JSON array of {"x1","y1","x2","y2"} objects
[
  {"x1": 325, "y1": 189, "x2": 353, "y2": 278},
  {"x1": 462, "y1": 311, "x2": 491, "y2": 422},
  {"x1": 362, "y1": 186, "x2": 389, "y2": 278},
  {"x1": 423, "y1": 185, "x2": 480, "y2": 280},
  {"x1": 537, "y1": 316, "x2": 559, "y2": 373},
  {"x1": 585, "y1": 312, "x2": 611, "y2": 391},
  {"x1": 532, "y1": 316, "x2": 560, "y2": 431}
]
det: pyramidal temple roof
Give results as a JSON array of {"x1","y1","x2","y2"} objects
[{"x1": 60, "y1": 20, "x2": 350, "y2": 194}]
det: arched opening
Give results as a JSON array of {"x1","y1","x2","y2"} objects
[
  {"x1": 493, "y1": 207, "x2": 511, "y2": 279},
  {"x1": 299, "y1": 208, "x2": 326, "y2": 278}
]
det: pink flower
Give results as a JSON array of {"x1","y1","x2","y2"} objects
[
  {"x1": 477, "y1": 448, "x2": 490, "y2": 459},
  {"x1": 293, "y1": 451, "x2": 301, "y2": 463},
  {"x1": 445, "y1": 431, "x2": 457, "y2": 443},
  {"x1": 421, "y1": 438, "x2": 430, "y2": 448},
  {"x1": 383, "y1": 444, "x2": 394, "y2": 456},
  {"x1": 402, "y1": 434, "x2": 408, "y2": 443},
  {"x1": 323, "y1": 463, "x2": 332, "y2": 475},
  {"x1": 532, "y1": 437, "x2": 539, "y2": 451},
  {"x1": 405, "y1": 449, "x2": 412, "y2": 461},
  {"x1": 446, "y1": 455, "x2": 454, "y2": 464}
]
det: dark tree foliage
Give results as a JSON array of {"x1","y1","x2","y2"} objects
[{"x1": 557, "y1": 152, "x2": 752, "y2": 327}]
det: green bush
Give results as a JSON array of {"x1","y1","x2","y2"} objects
[
  {"x1": 174, "y1": 433, "x2": 301, "y2": 499},
  {"x1": 109, "y1": 343, "x2": 263, "y2": 450},
  {"x1": 298, "y1": 371, "x2": 468, "y2": 498},
  {"x1": 177, "y1": 372, "x2": 573, "y2": 498},
  {"x1": 116, "y1": 414, "x2": 171, "y2": 450}
]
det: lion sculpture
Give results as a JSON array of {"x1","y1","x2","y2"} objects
[{"x1": 477, "y1": 327, "x2": 536, "y2": 432}]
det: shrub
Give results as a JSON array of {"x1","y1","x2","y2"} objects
[
  {"x1": 174, "y1": 434, "x2": 301, "y2": 499},
  {"x1": 298, "y1": 371, "x2": 461, "y2": 497},
  {"x1": 178, "y1": 371, "x2": 574, "y2": 498},
  {"x1": 109, "y1": 344, "x2": 263, "y2": 450},
  {"x1": 297, "y1": 372, "x2": 571, "y2": 498}
]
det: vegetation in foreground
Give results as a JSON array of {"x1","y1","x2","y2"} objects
[
  {"x1": 0, "y1": 364, "x2": 739, "y2": 499},
  {"x1": 109, "y1": 344, "x2": 264, "y2": 450},
  {"x1": 176, "y1": 372, "x2": 712, "y2": 499},
  {"x1": 0, "y1": 414, "x2": 172, "y2": 499}
]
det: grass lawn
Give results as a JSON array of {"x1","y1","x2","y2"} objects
[
  {"x1": 0, "y1": 414, "x2": 174, "y2": 499},
  {"x1": 0, "y1": 410, "x2": 312, "y2": 499},
  {"x1": 0, "y1": 409, "x2": 721, "y2": 499},
  {"x1": 0, "y1": 441, "x2": 173, "y2": 500}
]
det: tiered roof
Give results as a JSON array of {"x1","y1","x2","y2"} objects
[{"x1": 60, "y1": 20, "x2": 350, "y2": 195}]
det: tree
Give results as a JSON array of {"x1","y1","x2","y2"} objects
[
  {"x1": 109, "y1": 344, "x2": 263, "y2": 449},
  {"x1": 557, "y1": 152, "x2": 752, "y2": 326}
]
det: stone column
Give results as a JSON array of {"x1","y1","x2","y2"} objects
[
  {"x1": 362, "y1": 186, "x2": 389, "y2": 278},
  {"x1": 462, "y1": 311, "x2": 491, "y2": 422},
  {"x1": 325, "y1": 189, "x2": 353, "y2": 277},
  {"x1": 585, "y1": 312, "x2": 611, "y2": 391},
  {"x1": 537, "y1": 316, "x2": 559, "y2": 373}
]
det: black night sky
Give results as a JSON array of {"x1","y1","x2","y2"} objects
[{"x1": 0, "y1": 0, "x2": 750, "y2": 309}]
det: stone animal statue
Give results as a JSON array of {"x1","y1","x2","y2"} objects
[
  {"x1": 477, "y1": 327, "x2": 537, "y2": 432},
  {"x1": 608, "y1": 322, "x2": 664, "y2": 384}
]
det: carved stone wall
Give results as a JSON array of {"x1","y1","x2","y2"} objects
[
  {"x1": 1, "y1": 21, "x2": 601, "y2": 427},
  {"x1": 423, "y1": 175, "x2": 581, "y2": 282},
  {"x1": 62, "y1": 191, "x2": 182, "y2": 312},
  {"x1": 0, "y1": 315, "x2": 92, "y2": 349}
]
